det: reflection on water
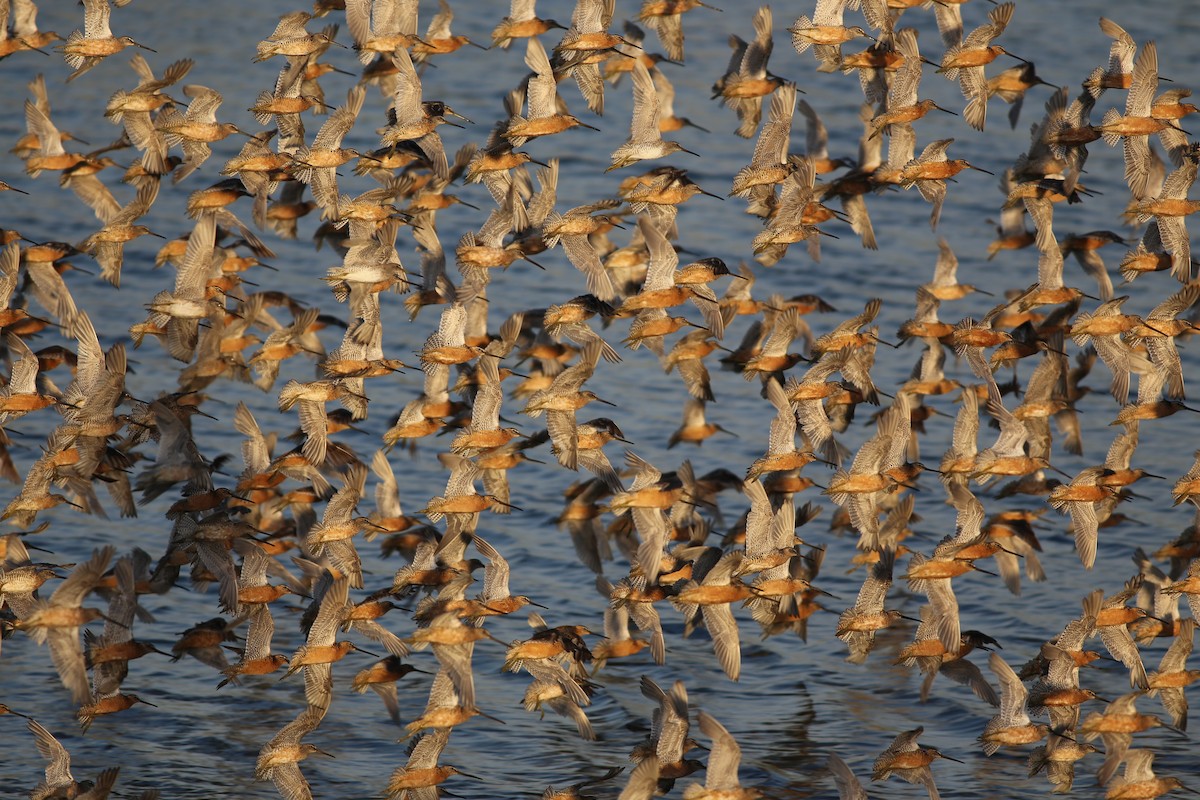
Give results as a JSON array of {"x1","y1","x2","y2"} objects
[{"x1": 1, "y1": 0, "x2": 1199, "y2": 798}]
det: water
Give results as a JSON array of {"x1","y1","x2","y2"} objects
[{"x1": 2, "y1": 0, "x2": 1199, "y2": 797}]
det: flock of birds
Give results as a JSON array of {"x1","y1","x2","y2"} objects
[{"x1": 2, "y1": 0, "x2": 1200, "y2": 798}]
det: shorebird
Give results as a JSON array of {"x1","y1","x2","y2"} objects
[
  {"x1": 1132, "y1": 152, "x2": 1200, "y2": 281},
  {"x1": 21, "y1": 89, "x2": 117, "y2": 184},
  {"x1": 731, "y1": 82, "x2": 796, "y2": 208},
  {"x1": 638, "y1": 0, "x2": 720, "y2": 61},
  {"x1": 1104, "y1": 749, "x2": 1191, "y2": 800},
  {"x1": 292, "y1": 86, "x2": 366, "y2": 211},
  {"x1": 651, "y1": 63, "x2": 708, "y2": 134},
  {"x1": 1146, "y1": 617, "x2": 1199, "y2": 730},
  {"x1": 869, "y1": 29, "x2": 955, "y2": 139},
  {"x1": 0, "y1": 333, "x2": 57, "y2": 425},
  {"x1": 105, "y1": 54, "x2": 191, "y2": 177},
  {"x1": 0, "y1": 0, "x2": 60, "y2": 60},
  {"x1": 60, "y1": 0, "x2": 154, "y2": 81},
  {"x1": 0, "y1": 559, "x2": 65, "y2": 620},
  {"x1": 1049, "y1": 466, "x2": 1117, "y2": 569},
  {"x1": 380, "y1": 48, "x2": 465, "y2": 180},
  {"x1": 664, "y1": 333, "x2": 720, "y2": 406},
  {"x1": 980, "y1": 652, "x2": 1050, "y2": 755},
  {"x1": 255, "y1": 11, "x2": 342, "y2": 62},
  {"x1": 154, "y1": 85, "x2": 243, "y2": 183},
  {"x1": 405, "y1": 666, "x2": 494, "y2": 737},
  {"x1": 746, "y1": 377, "x2": 820, "y2": 478},
  {"x1": 255, "y1": 709, "x2": 331, "y2": 800},
  {"x1": 621, "y1": 215, "x2": 724, "y2": 335},
  {"x1": 789, "y1": 0, "x2": 873, "y2": 73},
  {"x1": 900, "y1": 139, "x2": 995, "y2": 229},
  {"x1": 386, "y1": 728, "x2": 474, "y2": 799},
  {"x1": 541, "y1": 203, "x2": 621, "y2": 302},
  {"x1": 1029, "y1": 738, "x2": 1098, "y2": 794},
  {"x1": 836, "y1": 548, "x2": 901, "y2": 663},
  {"x1": 13, "y1": 546, "x2": 114, "y2": 705},
  {"x1": 751, "y1": 156, "x2": 836, "y2": 262},
  {"x1": 1080, "y1": 692, "x2": 1166, "y2": 785},
  {"x1": 491, "y1": 0, "x2": 564, "y2": 49},
  {"x1": 987, "y1": 60, "x2": 1052, "y2": 130},
  {"x1": 939, "y1": 2, "x2": 1019, "y2": 131},
  {"x1": 551, "y1": 0, "x2": 632, "y2": 116},
  {"x1": 1089, "y1": 582, "x2": 1151, "y2": 690},
  {"x1": 344, "y1": 0, "x2": 420, "y2": 64},
  {"x1": 415, "y1": 0, "x2": 484, "y2": 62},
  {"x1": 78, "y1": 180, "x2": 160, "y2": 287},
  {"x1": 872, "y1": 726, "x2": 956, "y2": 800},
  {"x1": 27, "y1": 718, "x2": 120, "y2": 800},
  {"x1": 683, "y1": 711, "x2": 761, "y2": 799},
  {"x1": 220, "y1": 602, "x2": 287, "y2": 687},
  {"x1": 671, "y1": 550, "x2": 749, "y2": 680},
  {"x1": 1070, "y1": 296, "x2": 1146, "y2": 405},
  {"x1": 505, "y1": 38, "x2": 599, "y2": 151},
  {"x1": 1027, "y1": 642, "x2": 1102, "y2": 738},
  {"x1": 1085, "y1": 17, "x2": 1137, "y2": 98},
  {"x1": 609, "y1": 60, "x2": 699, "y2": 171},
  {"x1": 1096, "y1": 41, "x2": 1181, "y2": 199},
  {"x1": 351, "y1": 655, "x2": 429, "y2": 727},
  {"x1": 143, "y1": 212, "x2": 221, "y2": 361},
  {"x1": 714, "y1": 6, "x2": 786, "y2": 139},
  {"x1": 1123, "y1": 284, "x2": 1200, "y2": 406},
  {"x1": 524, "y1": 340, "x2": 610, "y2": 468},
  {"x1": 305, "y1": 464, "x2": 370, "y2": 587},
  {"x1": 284, "y1": 572, "x2": 363, "y2": 718}
]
